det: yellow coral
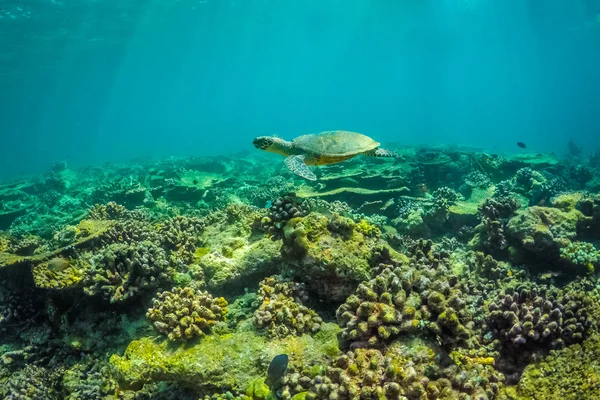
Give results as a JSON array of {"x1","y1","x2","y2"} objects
[{"x1": 354, "y1": 219, "x2": 381, "y2": 237}]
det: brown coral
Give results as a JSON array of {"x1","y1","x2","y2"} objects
[
  {"x1": 146, "y1": 287, "x2": 228, "y2": 341},
  {"x1": 253, "y1": 276, "x2": 323, "y2": 338}
]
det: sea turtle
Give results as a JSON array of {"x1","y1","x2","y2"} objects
[{"x1": 252, "y1": 130, "x2": 399, "y2": 180}]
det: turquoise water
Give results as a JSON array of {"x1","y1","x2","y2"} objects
[
  {"x1": 1, "y1": 2, "x2": 600, "y2": 399},
  {"x1": 1, "y1": 1, "x2": 599, "y2": 177}
]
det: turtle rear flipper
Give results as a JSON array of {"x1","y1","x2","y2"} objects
[
  {"x1": 364, "y1": 148, "x2": 400, "y2": 158},
  {"x1": 284, "y1": 155, "x2": 317, "y2": 181}
]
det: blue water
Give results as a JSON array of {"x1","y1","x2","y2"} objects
[{"x1": 1, "y1": 0, "x2": 599, "y2": 178}]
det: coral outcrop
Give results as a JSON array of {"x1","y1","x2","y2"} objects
[
  {"x1": 261, "y1": 193, "x2": 309, "y2": 239},
  {"x1": 280, "y1": 212, "x2": 398, "y2": 302},
  {"x1": 110, "y1": 323, "x2": 341, "y2": 392},
  {"x1": 337, "y1": 248, "x2": 474, "y2": 349},
  {"x1": 486, "y1": 285, "x2": 591, "y2": 350},
  {"x1": 146, "y1": 286, "x2": 227, "y2": 342},
  {"x1": 280, "y1": 338, "x2": 504, "y2": 400},
  {"x1": 84, "y1": 241, "x2": 170, "y2": 303},
  {"x1": 253, "y1": 277, "x2": 323, "y2": 338}
]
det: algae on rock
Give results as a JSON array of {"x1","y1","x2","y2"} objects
[{"x1": 110, "y1": 323, "x2": 341, "y2": 391}]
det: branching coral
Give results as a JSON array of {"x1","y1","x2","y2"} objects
[
  {"x1": 1, "y1": 365, "x2": 61, "y2": 400},
  {"x1": 101, "y1": 218, "x2": 158, "y2": 245},
  {"x1": 87, "y1": 201, "x2": 127, "y2": 220},
  {"x1": 336, "y1": 260, "x2": 473, "y2": 349},
  {"x1": 261, "y1": 193, "x2": 309, "y2": 240},
  {"x1": 486, "y1": 285, "x2": 591, "y2": 350},
  {"x1": 253, "y1": 276, "x2": 323, "y2": 338},
  {"x1": 471, "y1": 196, "x2": 520, "y2": 254},
  {"x1": 157, "y1": 215, "x2": 205, "y2": 263},
  {"x1": 8, "y1": 234, "x2": 44, "y2": 256},
  {"x1": 559, "y1": 241, "x2": 599, "y2": 273},
  {"x1": 62, "y1": 358, "x2": 118, "y2": 400},
  {"x1": 84, "y1": 241, "x2": 170, "y2": 303},
  {"x1": 146, "y1": 287, "x2": 228, "y2": 341},
  {"x1": 280, "y1": 342, "x2": 504, "y2": 400}
]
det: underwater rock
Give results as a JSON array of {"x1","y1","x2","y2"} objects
[
  {"x1": 146, "y1": 286, "x2": 228, "y2": 342},
  {"x1": 280, "y1": 212, "x2": 399, "y2": 302},
  {"x1": 110, "y1": 323, "x2": 341, "y2": 392},
  {"x1": 505, "y1": 203, "x2": 584, "y2": 272}
]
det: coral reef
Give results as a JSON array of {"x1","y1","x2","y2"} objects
[
  {"x1": 515, "y1": 332, "x2": 600, "y2": 399},
  {"x1": 146, "y1": 286, "x2": 228, "y2": 341},
  {"x1": 1, "y1": 365, "x2": 61, "y2": 400},
  {"x1": 471, "y1": 196, "x2": 520, "y2": 255},
  {"x1": 336, "y1": 259, "x2": 474, "y2": 350},
  {"x1": 84, "y1": 241, "x2": 170, "y2": 303},
  {"x1": 280, "y1": 212, "x2": 395, "y2": 302},
  {"x1": 486, "y1": 285, "x2": 592, "y2": 350},
  {"x1": 253, "y1": 277, "x2": 323, "y2": 338},
  {"x1": 261, "y1": 193, "x2": 310, "y2": 240},
  {"x1": 280, "y1": 338, "x2": 504, "y2": 400},
  {"x1": 1, "y1": 147, "x2": 600, "y2": 399}
]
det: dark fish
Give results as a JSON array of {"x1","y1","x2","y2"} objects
[
  {"x1": 265, "y1": 354, "x2": 288, "y2": 388},
  {"x1": 47, "y1": 257, "x2": 70, "y2": 272},
  {"x1": 516, "y1": 142, "x2": 527, "y2": 149}
]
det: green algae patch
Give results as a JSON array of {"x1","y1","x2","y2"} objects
[
  {"x1": 110, "y1": 323, "x2": 340, "y2": 391},
  {"x1": 515, "y1": 333, "x2": 600, "y2": 399},
  {"x1": 281, "y1": 213, "x2": 402, "y2": 301}
]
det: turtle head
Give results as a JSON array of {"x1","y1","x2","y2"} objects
[
  {"x1": 252, "y1": 136, "x2": 276, "y2": 151},
  {"x1": 253, "y1": 136, "x2": 293, "y2": 156}
]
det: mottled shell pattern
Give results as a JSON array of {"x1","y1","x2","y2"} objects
[{"x1": 292, "y1": 130, "x2": 380, "y2": 157}]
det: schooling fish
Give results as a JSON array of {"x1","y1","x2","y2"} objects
[
  {"x1": 516, "y1": 142, "x2": 527, "y2": 149},
  {"x1": 265, "y1": 353, "x2": 288, "y2": 389}
]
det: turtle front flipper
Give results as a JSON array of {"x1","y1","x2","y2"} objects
[
  {"x1": 284, "y1": 155, "x2": 317, "y2": 181},
  {"x1": 363, "y1": 148, "x2": 400, "y2": 158}
]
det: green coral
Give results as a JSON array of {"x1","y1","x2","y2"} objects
[
  {"x1": 515, "y1": 333, "x2": 600, "y2": 399},
  {"x1": 280, "y1": 337, "x2": 504, "y2": 400},
  {"x1": 559, "y1": 241, "x2": 599, "y2": 273},
  {"x1": 281, "y1": 212, "x2": 399, "y2": 302},
  {"x1": 146, "y1": 286, "x2": 228, "y2": 342}
]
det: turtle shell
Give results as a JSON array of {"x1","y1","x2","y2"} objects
[{"x1": 292, "y1": 130, "x2": 380, "y2": 157}]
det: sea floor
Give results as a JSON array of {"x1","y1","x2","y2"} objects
[{"x1": 1, "y1": 146, "x2": 600, "y2": 399}]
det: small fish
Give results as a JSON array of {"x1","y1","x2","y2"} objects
[
  {"x1": 265, "y1": 200, "x2": 272, "y2": 209},
  {"x1": 47, "y1": 257, "x2": 70, "y2": 272},
  {"x1": 516, "y1": 142, "x2": 527, "y2": 149},
  {"x1": 265, "y1": 353, "x2": 288, "y2": 389}
]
